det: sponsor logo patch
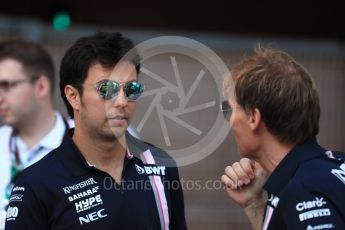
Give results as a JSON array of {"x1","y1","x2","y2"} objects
[
  {"x1": 299, "y1": 208, "x2": 331, "y2": 222},
  {"x1": 9, "y1": 194, "x2": 23, "y2": 202},
  {"x1": 79, "y1": 208, "x2": 107, "y2": 225},
  {"x1": 68, "y1": 186, "x2": 99, "y2": 202},
  {"x1": 135, "y1": 164, "x2": 166, "y2": 176},
  {"x1": 75, "y1": 194, "x2": 103, "y2": 213},
  {"x1": 306, "y1": 224, "x2": 335, "y2": 230},
  {"x1": 62, "y1": 178, "x2": 97, "y2": 194},
  {"x1": 296, "y1": 197, "x2": 327, "y2": 212},
  {"x1": 6, "y1": 206, "x2": 19, "y2": 221},
  {"x1": 331, "y1": 163, "x2": 345, "y2": 185},
  {"x1": 12, "y1": 186, "x2": 25, "y2": 192},
  {"x1": 267, "y1": 194, "x2": 280, "y2": 208}
]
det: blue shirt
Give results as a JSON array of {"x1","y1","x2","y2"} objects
[
  {"x1": 262, "y1": 138, "x2": 345, "y2": 230},
  {"x1": 5, "y1": 130, "x2": 187, "y2": 230}
]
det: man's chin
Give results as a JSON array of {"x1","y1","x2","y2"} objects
[
  {"x1": 0, "y1": 118, "x2": 14, "y2": 127},
  {"x1": 109, "y1": 127, "x2": 127, "y2": 139}
]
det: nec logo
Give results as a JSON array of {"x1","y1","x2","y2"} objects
[
  {"x1": 135, "y1": 164, "x2": 166, "y2": 176},
  {"x1": 331, "y1": 163, "x2": 345, "y2": 185},
  {"x1": 79, "y1": 208, "x2": 107, "y2": 225}
]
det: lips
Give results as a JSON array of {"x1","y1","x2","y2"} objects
[
  {"x1": 107, "y1": 114, "x2": 128, "y2": 122},
  {"x1": 111, "y1": 115, "x2": 127, "y2": 119}
]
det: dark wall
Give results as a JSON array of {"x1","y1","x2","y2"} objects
[{"x1": 1, "y1": 0, "x2": 344, "y2": 40}]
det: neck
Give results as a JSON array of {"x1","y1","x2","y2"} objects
[
  {"x1": 15, "y1": 106, "x2": 56, "y2": 149},
  {"x1": 254, "y1": 134, "x2": 295, "y2": 175},
  {"x1": 72, "y1": 126, "x2": 127, "y2": 182}
]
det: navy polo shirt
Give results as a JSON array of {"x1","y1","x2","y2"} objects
[
  {"x1": 5, "y1": 130, "x2": 187, "y2": 230},
  {"x1": 262, "y1": 138, "x2": 345, "y2": 230}
]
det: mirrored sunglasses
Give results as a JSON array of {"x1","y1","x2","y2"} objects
[
  {"x1": 96, "y1": 80, "x2": 144, "y2": 101},
  {"x1": 220, "y1": 100, "x2": 232, "y2": 121}
]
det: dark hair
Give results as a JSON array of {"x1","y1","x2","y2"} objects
[
  {"x1": 230, "y1": 47, "x2": 320, "y2": 144},
  {"x1": 59, "y1": 31, "x2": 140, "y2": 118},
  {"x1": 0, "y1": 40, "x2": 55, "y2": 97}
]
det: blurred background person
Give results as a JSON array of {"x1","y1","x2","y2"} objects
[{"x1": 0, "y1": 40, "x2": 72, "y2": 227}]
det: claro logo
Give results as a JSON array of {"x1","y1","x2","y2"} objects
[
  {"x1": 296, "y1": 197, "x2": 326, "y2": 212},
  {"x1": 79, "y1": 208, "x2": 107, "y2": 225}
]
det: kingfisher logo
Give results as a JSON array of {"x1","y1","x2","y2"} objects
[
  {"x1": 62, "y1": 178, "x2": 97, "y2": 194},
  {"x1": 135, "y1": 164, "x2": 166, "y2": 176}
]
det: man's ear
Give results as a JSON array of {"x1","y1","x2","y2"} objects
[
  {"x1": 64, "y1": 85, "x2": 81, "y2": 112},
  {"x1": 249, "y1": 108, "x2": 262, "y2": 131},
  {"x1": 34, "y1": 76, "x2": 50, "y2": 98}
]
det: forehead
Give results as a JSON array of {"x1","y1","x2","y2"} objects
[
  {"x1": 86, "y1": 61, "x2": 137, "y2": 83},
  {"x1": 0, "y1": 59, "x2": 26, "y2": 80}
]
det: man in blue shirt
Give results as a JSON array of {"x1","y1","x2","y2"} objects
[
  {"x1": 5, "y1": 32, "x2": 187, "y2": 230},
  {"x1": 220, "y1": 47, "x2": 345, "y2": 229}
]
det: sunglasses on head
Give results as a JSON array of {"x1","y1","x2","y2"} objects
[
  {"x1": 95, "y1": 80, "x2": 144, "y2": 101},
  {"x1": 220, "y1": 100, "x2": 232, "y2": 121}
]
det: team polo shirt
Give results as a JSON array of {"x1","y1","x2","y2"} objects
[
  {"x1": 5, "y1": 130, "x2": 187, "y2": 230},
  {"x1": 262, "y1": 138, "x2": 345, "y2": 230}
]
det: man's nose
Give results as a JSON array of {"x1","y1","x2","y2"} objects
[{"x1": 113, "y1": 88, "x2": 128, "y2": 107}]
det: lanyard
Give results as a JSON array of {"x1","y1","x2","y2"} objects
[{"x1": 8, "y1": 132, "x2": 24, "y2": 170}]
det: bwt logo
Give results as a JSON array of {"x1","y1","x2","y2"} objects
[
  {"x1": 135, "y1": 164, "x2": 166, "y2": 176},
  {"x1": 79, "y1": 208, "x2": 107, "y2": 225}
]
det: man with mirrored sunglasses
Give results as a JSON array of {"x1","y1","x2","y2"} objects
[
  {"x1": 5, "y1": 32, "x2": 187, "y2": 230},
  {"x1": 0, "y1": 40, "x2": 73, "y2": 229}
]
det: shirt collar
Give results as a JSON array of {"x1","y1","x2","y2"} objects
[
  {"x1": 38, "y1": 112, "x2": 69, "y2": 149},
  {"x1": 15, "y1": 112, "x2": 69, "y2": 165},
  {"x1": 263, "y1": 138, "x2": 326, "y2": 195},
  {"x1": 56, "y1": 129, "x2": 149, "y2": 177}
]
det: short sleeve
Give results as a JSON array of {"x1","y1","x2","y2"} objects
[{"x1": 5, "y1": 179, "x2": 48, "y2": 230}]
